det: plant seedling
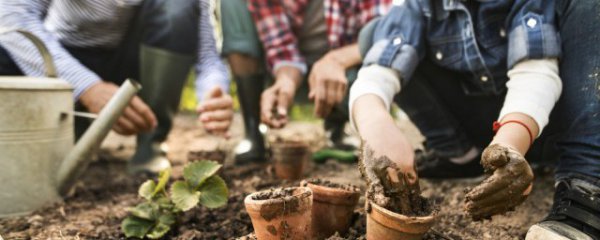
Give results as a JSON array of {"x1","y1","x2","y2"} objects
[{"x1": 121, "y1": 160, "x2": 228, "y2": 239}]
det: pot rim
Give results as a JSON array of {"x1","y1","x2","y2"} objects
[
  {"x1": 302, "y1": 181, "x2": 360, "y2": 205},
  {"x1": 367, "y1": 200, "x2": 436, "y2": 233},
  {"x1": 244, "y1": 187, "x2": 313, "y2": 208}
]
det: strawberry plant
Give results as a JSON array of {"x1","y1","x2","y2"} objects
[{"x1": 121, "y1": 160, "x2": 228, "y2": 239}]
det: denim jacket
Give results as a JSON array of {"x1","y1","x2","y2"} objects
[{"x1": 363, "y1": 0, "x2": 561, "y2": 95}]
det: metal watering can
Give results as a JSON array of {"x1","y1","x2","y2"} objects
[{"x1": 0, "y1": 29, "x2": 141, "y2": 217}]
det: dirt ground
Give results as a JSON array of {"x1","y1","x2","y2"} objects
[{"x1": 0, "y1": 114, "x2": 555, "y2": 239}]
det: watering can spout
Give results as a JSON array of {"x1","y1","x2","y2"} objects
[{"x1": 57, "y1": 79, "x2": 142, "y2": 195}]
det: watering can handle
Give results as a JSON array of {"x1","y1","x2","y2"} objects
[{"x1": 0, "y1": 28, "x2": 58, "y2": 78}]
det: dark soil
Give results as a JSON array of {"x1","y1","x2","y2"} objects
[
  {"x1": 0, "y1": 114, "x2": 555, "y2": 239},
  {"x1": 302, "y1": 178, "x2": 360, "y2": 192},
  {"x1": 250, "y1": 188, "x2": 296, "y2": 201},
  {"x1": 188, "y1": 150, "x2": 226, "y2": 164}
]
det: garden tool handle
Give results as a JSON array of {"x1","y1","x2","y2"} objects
[{"x1": 0, "y1": 28, "x2": 57, "y2": 78}]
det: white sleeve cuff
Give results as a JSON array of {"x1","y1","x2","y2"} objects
[
  {"x1": 349, "y1": 64, "x2": 401, "y2": 130},
  {"x1": 499, "y1": 58, "x2": 562, "y2": 137}
]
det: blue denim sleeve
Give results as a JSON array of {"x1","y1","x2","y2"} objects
[
  {"x1": 507, "y1": 0, "x2": 561, "y2": 68},
  {"x1": 361, "y1": 0, "x2": 425, "y2": 83}
]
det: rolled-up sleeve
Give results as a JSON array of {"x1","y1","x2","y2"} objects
[
  {"x1": 507, "y1": 0, "x2": 561, "y2": 68},
  {"x1": 0, "y1": 0, "x2": 101, "y2": 99},
  {"x1": 361, "y1": 0, "x2": 426, "y2": 84}
]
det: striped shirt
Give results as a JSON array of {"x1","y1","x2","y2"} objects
[{"x1": 0, "y1": 0, "x2": 229, "y2": 100}]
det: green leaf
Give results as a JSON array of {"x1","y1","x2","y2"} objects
[
  {"x1": 198, "y1": 176, "x2": 229, "y2": 209},
  {"x1": 155, "y1": 196, "x2": 174, "y2": 210},
  {"x1": 146, "y1": 223, "x2": 171, "y2": 239},
  {"x1": 121, "y1": 216, "x2": 154, "y2": 238},
  {"x1": 170, "y1": 181, "x2": 200, "y2": 211},
  {"x1": 183, "y1": 161, "x2": 221, "y2": 188},
  {"x1": 157, "y1": 211, "x2": 176, "y2": 226},
  {"x1": 154, "y1": 168, "x2": 172, "y2": 195},
  {"x1": 128, "y1": 202, "x2": 157, "y2": 220},
  {"x1": 138, "y1": 180, "x2": 157, "y2": 200}
]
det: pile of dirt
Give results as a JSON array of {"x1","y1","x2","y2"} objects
[{"x1": 250, "y1": 188, "x2": 296, "y2": 201}]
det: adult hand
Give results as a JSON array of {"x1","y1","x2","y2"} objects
[
  {"x1": 260, "y1": 66, "x2": 300, "y2": 129},
  {"x1": 197, "y1": 86, "x2": 234, "y2": 137},
  {"x1": 465, "y1": 144, "x2": 534, "y2": 220},
  {"x1": 79, "y1": 81, "x2": 157, "y2": 135},
  {"x1": 308, "y1": 54, "x2": 348, "y2": 118}
]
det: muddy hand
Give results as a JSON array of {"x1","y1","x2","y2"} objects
[
  {"x1": 359, "y1": 143, "x2": 420, "y2": 213},
  {"x1": 465, "y1": 144, "x2": 533, "y2": 220}
]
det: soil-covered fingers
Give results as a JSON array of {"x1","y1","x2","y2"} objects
[
  {"x1": 465, "y1": 144, "x2": 533, "y2": 219},
  {"x1": 465, "y1": 171, "x2": 512, "y2": 202},
  {"x1": 465, "y1": 180, "x2": 531, "y2": 213},
  {"x1": 367, "y1": 182, "x2": 391, "y2": 207},
  {"x1": 480, "y1": 144, "x2": 512, "y2": 170},
  {"x1": 467, "y1": 194, "x2": 528, "y2": 220}
]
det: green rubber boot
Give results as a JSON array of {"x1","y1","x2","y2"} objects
[
  {"x1": 128, "y1": 45, "x2": 194, "y2": 175},
  {"x1": 234, "y1": 74, "x2": 267, "y2": 164}
]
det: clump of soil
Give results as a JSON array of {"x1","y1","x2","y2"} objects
[
  {"x1": 251, "y1": 187, "x2": 295, "y2": 201},
  {"x1": 302, "y1": 178, "x2": 360, "y2": 192},
  {"x1": 359, "y1": 144, "x2": 433, "y2": 217}
]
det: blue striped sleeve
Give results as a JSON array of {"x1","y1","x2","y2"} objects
[
  {"x1": 195, "y1": 0, "x2": 230, "y2": 101},
  {"x1": 0, "y1": 0, "x2": 101, "y2": 99}
]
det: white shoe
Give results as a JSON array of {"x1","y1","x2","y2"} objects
[{"x1": 526, "y1": 221, "x2": 594, "y2": 240}]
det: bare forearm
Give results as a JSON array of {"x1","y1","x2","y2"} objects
[
  {"x1": 274, "y1": 65, "x2": 303, "y2": 89},
  {"x1": 325, "y1": 43, "x2": 361, "y2": 69},
  {"x1": 353, "y1": 94, "x2": 394, "y2": 135},
  {"x1": 491, "y1": 113, "x2": 539, "y2": 155}
]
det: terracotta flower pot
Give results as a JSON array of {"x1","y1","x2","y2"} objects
[
  {"x1": 301, "y1": 180, "x2": 360, "y2": 239},
  {"x1": 270, "y1": 141, "x2": 310, "y2": 180},
  {"x1": 244, "y1": 187, "x2": 313, "y2": 240},
  {"x1": 366, "y1": 201, "x2": 435, "y2": 240}
]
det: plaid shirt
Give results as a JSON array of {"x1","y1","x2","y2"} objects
[{"x1": 248, "y1": 0, "x2": 393, "y2": 74}]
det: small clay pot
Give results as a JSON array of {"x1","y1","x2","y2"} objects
[
  {"x1": 244, "y1": 187, "x2": 313, "y2": 240},
  {"x1": 366, "y1": 201, "x2": 435, "y2": 240},
  {"x1": 270, "y1": 141, "x2": 310, "y2": 180},
  {"x1": 301, "y1": 180, "x2": 360, "y2": 239}
]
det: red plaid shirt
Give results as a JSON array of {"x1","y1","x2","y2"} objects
[{"x1": 248, "y1": 0, "x2": 393, "y2": 74}]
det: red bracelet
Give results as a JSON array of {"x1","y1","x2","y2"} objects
[{"x1": 493, "y1": 120, "x2": 534, "y2": 145}]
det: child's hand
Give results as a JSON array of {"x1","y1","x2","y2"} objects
[
  {"x1": 197, "y1": 86, "x2": 234, "y2": 137},
  {"x1": 357, "y1": 115, "x2": 418, "y2": 212},
  {"x1": 360, "y1": 142, "x2": 421, "y2": 214},
  {"x1": 465, "y1": 144, "x2": 533, "y2": 220}
]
